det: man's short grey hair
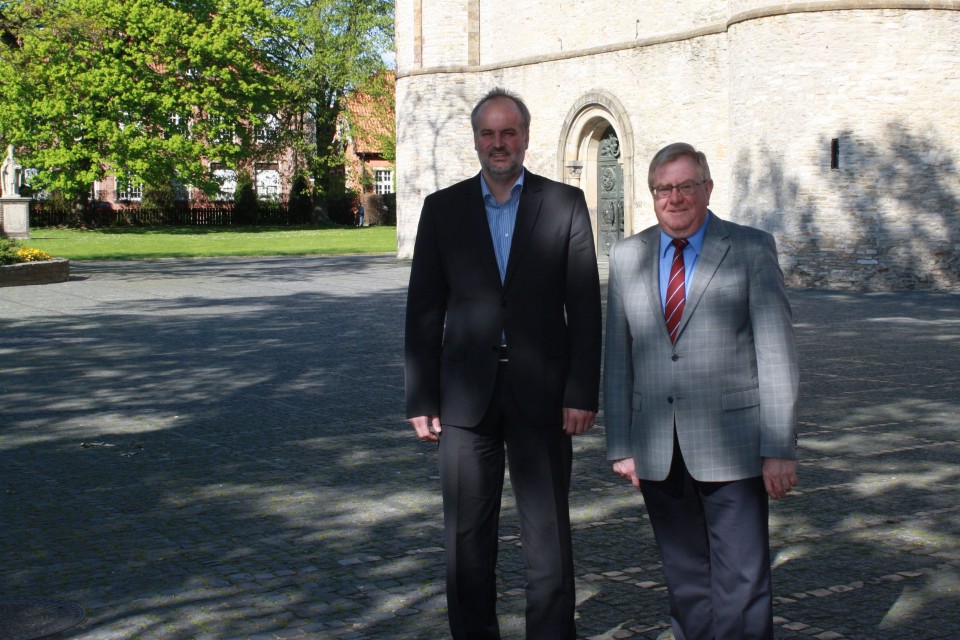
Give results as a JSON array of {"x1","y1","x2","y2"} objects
[
  {"x1": 471, "y1": 87, "x2": 531, "y2": 133},
  {"x1": 648, "y1": 142, "x2": 712, "y2": 190}
]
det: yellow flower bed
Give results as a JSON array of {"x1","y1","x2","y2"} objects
[{"x1": 16, "y1": 246, "x2": 53, "y2": 262}]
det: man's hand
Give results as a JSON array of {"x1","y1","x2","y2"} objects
[
  {"x1": 612, "y1": 457, "x2": 641, "y2": 489},
  {"x1": 408, "y1": 415, "x2": 441, "y2": 442},
  {"x1": 562, "y1": 408, "x2": 596, "y2": 436},
  {"x1": 762, "y1": 457, "x2": 797, "y2": 499}
]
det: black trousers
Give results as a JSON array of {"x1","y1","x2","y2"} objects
[
  {"x1": 437, "y1": 363, "x2": 576, "y2": 640},
  {"x1": 641, "y1": 434, "x2": 773, "y2": 640}
]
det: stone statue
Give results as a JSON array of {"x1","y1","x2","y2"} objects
[{"x1": 1, "y1": 144, "x2": 23, "y2": 197}]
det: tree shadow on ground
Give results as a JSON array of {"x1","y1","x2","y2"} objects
[{"x1": 1, "y1": 258, "x2": 959, "y2": 639}]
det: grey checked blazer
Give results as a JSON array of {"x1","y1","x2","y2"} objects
[{"x1": 604, "y1": 213, "x2": 799, "y2": 482}]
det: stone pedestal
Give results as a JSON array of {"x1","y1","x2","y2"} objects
[{"x1": 1, "y1": 197, "x2": 30, "y2": 239}]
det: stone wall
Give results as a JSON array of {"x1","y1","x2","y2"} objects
[
  {"x1": 395, "y1": 1, "x2": 960, "y2": 290},
  {"x1": 727, "y1": 9, "x2": 960, "y2": 290},
  {"x1": 0, "y1": 258, "x2": 70, "y2": 288}
]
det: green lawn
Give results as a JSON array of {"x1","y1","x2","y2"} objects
[{"x1": 22, "y1": 226, "x2": 397, "y2": 261}]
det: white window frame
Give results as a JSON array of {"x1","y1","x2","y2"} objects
[
  {"x1": 211, "y1": 163, "x2": 237, "y2": 201},
  {"x1": 117, "y1": 180, "x2": 144, "y2": 201},
  {"x1": 255, "y1": 114, "x2": 280, "y2": 145},
  {"x1": 374, "y1": 169, "x2": 394, "y2": 195},
  {"x1": 255, "y1": 163, "x2": 281, "y2": 201}
]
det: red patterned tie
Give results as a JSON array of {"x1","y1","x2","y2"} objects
[{"x1": 664, "y1": 238, "x2": 688, "y2": 343}]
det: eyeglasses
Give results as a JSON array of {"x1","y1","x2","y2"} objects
[{"x1": 652, "y1": 180, "x2": 706, "y2": 200}]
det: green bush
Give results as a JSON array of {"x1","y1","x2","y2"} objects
[
  {"x1": 141, "y1": 183, "x2": 178, "y2": 222},
  {"x1": 326, "y1": 193, "x2": 359, "y2": 226},
  {"x1": 234, "y1": 171, "x2": 258, "y2": 225},
  {"x1": 288, "y1": 172, "x2": 313, "y2": 224},
  {"x1": 0, "y1": 237, "x2": 21, "y2": 265},
  {"x1": 42, "y1": 190, "x2": 83, "y2": 227},
  {"x1": 0, "y1": 237, "x2": 52, "y2": 264},
  {"x1": 365, "y1": 193, "x2": 396, "y2": 226}
]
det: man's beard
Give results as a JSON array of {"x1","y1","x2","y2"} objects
[{"x1": 481, "y1": 150, "x2": 521, "y2": 178}]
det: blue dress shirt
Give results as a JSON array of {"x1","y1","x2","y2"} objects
[{"x1": 481, "y1": 171, "x2": 524, "y2": 284}]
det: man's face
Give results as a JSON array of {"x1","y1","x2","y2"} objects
[
  {"x1": 473, "y1": 97, "x2": 529, "y2": 183},
  {"x1": 651, "y1": 155, "x2": 713, "y2": 239}
]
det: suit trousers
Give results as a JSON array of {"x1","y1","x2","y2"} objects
[
  {"x1": 437, "y1": 362, "x2": 576, "y2": 640},
  {"x1": 640, "y1": 434, "x2": 773, "y2": 640}
]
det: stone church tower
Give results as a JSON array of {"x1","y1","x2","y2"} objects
[{"x1": 395, "y1": 1, "x2": 960, "y2": 290}]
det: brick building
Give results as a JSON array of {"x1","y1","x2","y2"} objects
[
  {"x1": 343, "y1": 72, "x2": 397, "y2": 225},
  {"x1": 91, "y1": 80, "x2": 395, "y2": 216}
]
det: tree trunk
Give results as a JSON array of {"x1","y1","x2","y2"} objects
[{"x1": 71, "y1": 190, "x2": 90, "y2": 227}]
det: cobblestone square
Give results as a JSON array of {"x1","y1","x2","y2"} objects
[{"x1": 1, "y1": 255, "x2": 958, "y2": 639}]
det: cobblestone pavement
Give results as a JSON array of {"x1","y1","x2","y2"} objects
[{"x1": 1, "y1": 255, "x2": 959, "y2": 640}]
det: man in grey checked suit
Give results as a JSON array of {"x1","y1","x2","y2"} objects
[{"x1": 604, "y1": 142, "x2": 799, "y2": 639}]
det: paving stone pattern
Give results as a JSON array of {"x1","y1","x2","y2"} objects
[{"x1": 1, "y1": 255, "x2": 958, "y2": 639}]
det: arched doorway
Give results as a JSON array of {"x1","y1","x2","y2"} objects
[{"x1": 557, "y1": 92, "x2": 634, "y2": 258}]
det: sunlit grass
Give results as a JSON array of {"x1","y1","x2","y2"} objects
[{"x1": 23, "y1": 225, "x2": 397, "y2": 261}]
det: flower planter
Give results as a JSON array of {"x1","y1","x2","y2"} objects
[{"x1": 0, "y1": 258, "x2": 70, "y2": 287}]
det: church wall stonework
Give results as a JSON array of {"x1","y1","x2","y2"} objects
[
  {"x1": 396, "y1": 1, "x2": 960, "y2": 290},
  {"x1": 476, "y1": 0, "x2": 728, "y2": 64},
  {"x1": 727, "y1": 10, "x2": 960, "y2": 289}
]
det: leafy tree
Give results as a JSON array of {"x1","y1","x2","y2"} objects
[
  {"x1": 270, "y1": 0, "x2": 393, "y2": 220},
  {"x1": 0, "y1": 0, "x2": 286, "y2": 214}
]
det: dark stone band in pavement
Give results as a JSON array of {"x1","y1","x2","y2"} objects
[{"x1": 1, "y1": 255, "x2": 958, "y2": 639}]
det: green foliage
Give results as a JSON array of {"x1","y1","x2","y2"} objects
[
  {"x1": 233, "y1": 170, "x2": 259, "y2": 225},
  {"x1": 273, "y1": 0, "x2": 394, "y2": 201},
  {"x1": 22, "y1": 226, "x2": 399, "y2": 261},
  {"x1": 142, "y1": 183, "x2": 177, "y2": 215},
  {"x1": 0, "y1": 236, "x2": 49, "y2": 263},
  {"x1": 374, "y1": 131, "x2": 396, "y2": 164},
  {"x1": 43, "y1": 190, "x2": 79, "y2": 219},
  {"x1": 363, "y1": 192, "x2": 395, "y2": 226},
  {"x1": 326, "y1": 192, "x2": 360, "y2": 226},
  {"x1": 350, "y1": 70, "x2": 396, "y2": 165},
  {"x1": 0, "y1": 236, "x2": 21, "y2": 265},
  {"x1": 287, "y1": 171, "x2": 314, "y2": 220},
  {"x1": 0, "y1": 0, "x2": 288, "y2": 205},
  {"x1": 0, "y1": 0, "x2": 395, "y2": 217}
]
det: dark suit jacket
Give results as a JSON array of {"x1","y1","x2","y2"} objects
[{"x1": 405, "y1": 171, "x2": 602, "y2": 428}]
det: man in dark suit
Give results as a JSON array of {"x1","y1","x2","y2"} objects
[
  {"x1": 604, "y1": 143, "x2": 799, "y2": 639},
  {"x1": 405, "y1": 87, "x2": 602, "y2": 640}
]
